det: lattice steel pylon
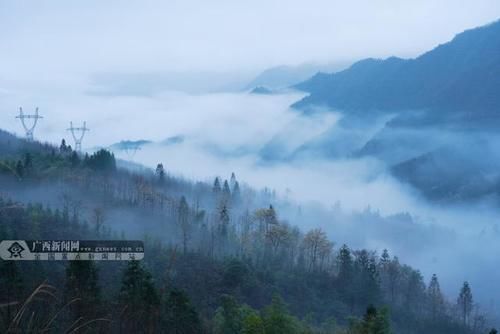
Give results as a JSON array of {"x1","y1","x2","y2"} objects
[
  {"x1": 15, "y1": 107, "x2": 43, "y2": 141},
  {"x1": 67, "y1": 121, "x2": 89, "y2": 152},
  {"x1": 124, "y1": 144, "x2": 141, "y2": 161}
]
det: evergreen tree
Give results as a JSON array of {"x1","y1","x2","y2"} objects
[
  {"x1": 457, "y1": 281, "x2": 473, "y2": 327},
  {"x1": 69, "y1": 151, "x2": 80, "y2": 167},
  {"x1": 405, "y1": 269, "x2": 426, "y2": 315},
  {"x1": 15, "y1": 160, "x2": 24, "y2": 179},
  {"x1": 354, "y1": 250, "x2": 380, "y2": 308},
  {"x1": 65, "y1": 261, "x2": 101, "y2": 320},
  {"x1": 242, "y1": 311, "x2": 264, "y2": 334},
  {"x1": 0, "y1": 261, "x2": 24, "y2": 325},
  {"x1": 23, "y1": 153, "x2": 33, "y2": 171},
  {"x1": 428, "y1": 274, "x2": 444, "y2": 322},
  {"x1": 178, "y1": 196, "x2": 190, "y2": 254},
  {"x1": 230, "y1": 172, "x2": 236, "y2": 188},
  {"x1": 213, "y1": 177, "x2": 222, "y2": 194},
  {"x1": 222, "y1": 179, "x2": 231, "y2": 199},
  {"x1": 162, "y1": 289, "x2": 201, "y2": 334},
  {"x1": 85, "y1": 149, "x2": 116, "y2": 172},
  {"x1": 214, "y1": 295, "x2": 243, "y2": 334},
  {"x1": 119, "y1": 261, "x2": 160, "y2": 332},
  {"x1": 60, "y1": 139, "x2": 68, "y2": 154},
  {"x1": 263, "y1": 295, "x2": 299, "y2": 334},
  {"x1": 219, "y1": 204, "x2": 230, "y2": 238},
  {"x1": 337, "y1": 244, "x2": 354, "y2": 310},
  {"x1": 232, "y1": 181, "x2": 241, "y2": 204},
  {"x1": 156, "y1": 163, "x2": 165, "y2": 184},
  {"x1": 355, "y1": 305, "x2": 391, "y2": 334},
  {"x1": 380, "y1": 249, "x2": 390, "y2": 267}
]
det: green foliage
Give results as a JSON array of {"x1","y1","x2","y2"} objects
[
  {"x1": 215, "y1": 295, "x2": 244, "y2": 334},
  {"x1": 64, "y1": 260, "x2": 101, "y2": 320},
  {"x1": 119, "y1": 261, "x2": 160, "y2": 332},
  {"x1": 84, "y1": 149, "x2": 116, "y2": 172},
  {"x1": 349, "y1": 305, "x2": 391, "y2": 334},
  {"x1": 0, "y1": 135, "x2": 489, "y2": 334},
  {"x1": 0, "y1": 261, "x2": 24, "y2": 329},
  {"x1": 162, "y1": 289, "x2": 201, "y2": 334},
  {"x1": 262, "y1": 294, "x2": 300, "y2": 334},
  {"x1": 241, "y1": 309, "x2": 265, "y2": 334}
]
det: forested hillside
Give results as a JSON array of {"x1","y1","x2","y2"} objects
[{"x1": 0, "y1": 129, "x2": 494, "y2": 334}]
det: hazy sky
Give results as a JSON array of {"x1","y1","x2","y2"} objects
[{"x1": 1, "y1": 0, "x2": 499, "y2": 78}]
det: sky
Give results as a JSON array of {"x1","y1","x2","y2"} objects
[{"x1": 1, "y1": 0, "x2": 500, "y2": 80}]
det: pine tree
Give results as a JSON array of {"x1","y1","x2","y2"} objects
[
  {"x1": 70, "y1": 151, "x2": 80, "y2": 167},
  {"x1": 242, "y1": 311, "x2": 264, "y2": 334},
  {"x1": 380, "y1": 249, "x2": 390, "y2": 267},
  {"x1": 428, "y1": 274, "x2": 444, "y2": 322},
  {"x1": 23, "y1": 153, "x2": 33, "y2": 171},
  {"x1": 457, "y1": 281, "x2": 473, "y2": 327},
  {"x1": 354, "y1": 250, "x2": 380, "y2": 307},
  {"x1": 337, "y1": 244, "x2": 354, "y2": 310},
  {"x1": 219, "y1": 204, "x2": 230, "y2": 238},
  {"x1": 213, "y1": 177, "x2": 222, "y2": 194},
  {"x1": 156, "y1": 163, "x2": 165, "y2": 184},
  {"x1": 222, "y1": 180, "x2": 231, "y2": 199},
  {"x1": 178, "y1": 196, "x2": 190, "y2": 254},
  {"x1": 232, "y1": 181, "x2": 241, "y2": 204},
  {"x1": 119, "y1": 261, "x2": 160, "y2": 332},
  {"x1": 162, "y1": 289, "x2": 201, "y2": 334},
  {"x1": 0, "y1": 261, "x2": 24, "y2": 325},
  {"x1": 65, "y1": 261, "x2": 100, "y2": 320},
  {"x1": 60, "y1": 139, "x2": 68, "y2": 154},
  {"x1": 356, "y1": 305, "x2": 391, "y2": 334},
  {"x1": 214, "y1": 295, "x2": 243, "y2": 334},
  {"x1": 15, "y1": 160, "x2": 24, "y2": 179},
  {"x1": 263, "y1": 295, "x2": 299, "y2": 334},
  {"x1": 230, "y1": 172, "x2": 236, "y2": 188}
]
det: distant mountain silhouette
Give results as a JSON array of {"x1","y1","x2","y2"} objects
[
  {"x1": 246, "y1": 62, "x2": 350, "y2": 90},
  {"x1": 392, "y1": 142, "x2": 500, "y2": 203},
  {"x1": 250, "y1": 86, "x2": 273, "y2": 95},
  {"x1": 294, "y1": 20, "x2": 500, "y2": 117}
]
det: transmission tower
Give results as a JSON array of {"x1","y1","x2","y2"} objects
[
  {"x1": 124, "y1": 144, "x2": 141, "y2": 161},
  {"x1": 67, "y1": 121, "x2": 89, "y2": 152},
  {"x1": 15, "y1": 107, "x2": 43, "y2": 141}
]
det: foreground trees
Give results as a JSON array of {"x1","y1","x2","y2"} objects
[
  {"x1": 119, "y1": 261, "x2": 160, "y2": 332},
  {"x1": 0, "y1": 142, "x2": 490, "y2": 334},
  {"x1": 65, "y1": 261, "x2": 101, "y2": 321}
]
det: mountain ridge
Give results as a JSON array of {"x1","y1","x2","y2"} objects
[{"x1": 293, "y1": 19, "x2": 500, "y2": 117}]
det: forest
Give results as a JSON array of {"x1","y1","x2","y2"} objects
[{"x1": 0, "y1": 129, "x2": 495, "y2": 334}]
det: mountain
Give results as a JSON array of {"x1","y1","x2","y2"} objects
[
  {"x1": 246, "y1": 62, "x2": 351, "y2": 90},
  {"x1": 250, "y1": 86, "x2": 273, "y2": 95},
  {"x1": 392, "y1": 143, "x2": 500, "y2": 203},
  {"x1": 294, "y1": 20, "x2": 500, "y2": 118},
  {"x1": 109, "y1": 139, "x2": 152, "y2": 151},
  {"x1": 283, "y1": 20, "x2": 500, "y2": 204},
  {"x1": 0, "y1": 129, "x2": 480, "y2": 334}
]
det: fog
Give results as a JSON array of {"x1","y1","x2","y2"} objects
[
  {"x1": 2, "y1": 0, "x2": 500, "y2": 325},
  {"x1": 3, "y1": 85, "x2": 500, "y2": 314}
]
